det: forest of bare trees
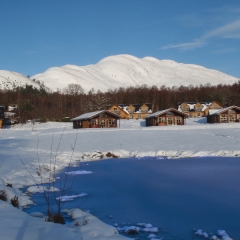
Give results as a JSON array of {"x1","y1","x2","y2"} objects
[{"x1": 0, "y1": 81, "x2": 240, "y2": 123}]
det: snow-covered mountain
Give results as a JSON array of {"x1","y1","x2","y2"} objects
[
  {"x1": 0, "y1": 70, "x2": 42, "y2": 90},
  {"x1": 1, "y1": 55, "x2": 238, "y2": 92}
]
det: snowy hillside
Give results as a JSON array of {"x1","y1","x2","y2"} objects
[
  {"x1": 1, "y1": 55, "x2": 238, "y2": 92},
  {"x1": 0, "y1": 70, "x2": 42, "y2": 90},
  {"x1": 31, "y1": 54, "x2": 238, "y2": 92}
]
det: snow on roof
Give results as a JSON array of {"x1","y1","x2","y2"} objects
[
  {"x1": 146, "y1": 109, "x2": 167, "y2": 118},
  {"x1": 71, "y1": 110, "x2": 121, "y2": 121},
  {"x1": 178, "y1": 102, "x2": 217, "y2": 112},
  {"x1": 118, "y1": 106, "x2": 129, "y2": 114},
  {"x1": 71, "y1": 110, "x2": 104, "y2": 121},
  {"x1": 208, "y1": 105, "x2": 240, "y2": 115},
  {"x1": 208, "y1": 109, "x2": 221, "y2": 115},
  {"x1": 146, "y1": 108, "x2": 186, "y2": 118}
]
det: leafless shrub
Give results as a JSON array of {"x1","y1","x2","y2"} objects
[
  {"x1": 45, "y1": 211, "x2": 65, "y2": 224},
  {"x1": 11, "y1": 196, "x2": 19, "y2": 208},
  {"x1": 19, "y1": 127, "x2": 81, "y2": 225},
  {"x1": 0, "y1": 190, "x2": 7, "y2": 201}
]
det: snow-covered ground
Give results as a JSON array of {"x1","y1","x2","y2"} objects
[{"x1": 0, "y1": 118, "x2": 239, "y2": 239}]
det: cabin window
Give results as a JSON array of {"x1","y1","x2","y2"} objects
[
  {"x1": 181, "y1": 106, "x2": 189, "y2": 112},
  {"x1": 220, "y1": 115, "x2": 228, "y2": 122},
  {"x1": 138, "y1": 114, "x2": 141, "y2": 119},
  {"x1": 197, "y1": 113, "x2": 201, "y2": 117},
  {"x1": 175, "y1": 117, "x2": 182, "y2": 123},
  {"x1": 158, "y1": 117, "x2": 165, "y2": 123},
  {"x1": 237, "y1": 114, "x2": 240, "y2": 120},
  {"x1": 91, "y1": 119, "x2": 98, "y2": 125},
  {"x1": 195, "y1": 106, "x2": 202, "y2": 111},
  {"x1": 108, "y1": 119, "x2": 115, "y2": 126},
  {"x1": 229, "y1": 115, "x2": 236, "y2": 122},
  {"x1": 141, "y1": 107, "x2": 148, "y2": 113},
  {"x1": 128, "y1": 107, "x2": 134, "y2": 113},
  {"x1": 129, "y1": 114, "x2": 133, "y2": 119}
]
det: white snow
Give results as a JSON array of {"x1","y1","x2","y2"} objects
[
  {"x1": 65, "y1": 170, "x2": 93, "y2": 175},
  {"x1": 0, "y1": 70, "x2": 42, "y2": 90},
  {"x1": 56, "y1": 193, "x2": 88, "y2": 202},
  {"x1": 30, "y1": 54, "x2": 238, "y2": 92},
  {"x1": 0, "y1": 117, "x2": 240, "y2": 239}
]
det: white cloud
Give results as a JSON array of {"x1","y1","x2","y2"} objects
[
  {"x1": 212, "y1": 48, "x2": 238, "y2": 54},
  {"x1": 161, "y1": 41, "x2": 206, "y2": 51},
  {"x1": 161, "y1": 19, "x2": 240, "y2": 51},
  {"x1": 203, "y1": 19, "x2": 240, "y2": 39}
]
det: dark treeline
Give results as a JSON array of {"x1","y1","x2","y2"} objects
[{"x1": 0, "y1": 81, "x2": 240, "y2": 123}]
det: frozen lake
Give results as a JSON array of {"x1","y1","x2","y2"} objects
[{"x1": 24, "y1": 157, "x2": 240, "y2": 239}]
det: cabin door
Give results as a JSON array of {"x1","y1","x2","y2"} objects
[
  {"x1": 82, "y1": 121, "x2": 89, "y2": 128},
  {"x1": 100, "y1": 119, "x2": 106, "y2": 128},
  {"x1": 167, "y1": 117, "x2": 173, "y2": 125}
]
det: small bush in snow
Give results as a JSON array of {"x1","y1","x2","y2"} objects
[
  {"x1": 0, "y1": 190, "x2": 7, "y2": 201},
  {"x1": 45, "y1": 211, "x2": 65, "y2": 225},
  {"x1": 11, "y1": 196, "x2": 19, "y2": 208}
]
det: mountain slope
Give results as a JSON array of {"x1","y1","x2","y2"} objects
[
  {"x1": 1, "y1": 55, "x2": 238, "y2": 92},
  {"x1": 32, "y1": 55, "x2": 238, "y2": 92},
  {"x1": 0, "y1": 70, "x2": 42, "y2": 90}
]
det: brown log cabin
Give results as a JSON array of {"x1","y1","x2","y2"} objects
[
  {"x1": 71, "y1": 110, "x2": 121, "y2": 129},
  {"x1": 207, "y1": 105, "x2": 240, "y2": 123},
  {"x1": 146, "y1": 108, "x2": 187, "y2": 126}
]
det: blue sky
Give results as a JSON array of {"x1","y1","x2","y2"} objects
[{"x1": 1, "y1": 0, "x2": 240, "y2": 78}]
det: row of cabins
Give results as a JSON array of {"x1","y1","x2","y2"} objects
[
  {"x1": 71, "y1": 102, "x2": 240, "y2": 129},
  {"x1": 108, "y1": 103, "x2": 152, "y2": 119},
  {"x1": 108, "y1": 101, "x2": 224, "y2": 120},
  {"x1": 0, "y1": 105, "x2": 19, "y2": 128}
]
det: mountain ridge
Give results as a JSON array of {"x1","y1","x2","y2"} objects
[{"x1": 0, "y1": 54, "x2": 238, "y2": 92}]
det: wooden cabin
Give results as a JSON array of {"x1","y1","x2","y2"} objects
[
  {"x1": 207, "y1": 105, "x2": 240, "y2": 123},
  {"x1": 178, "y1": 101, "x2": 222, "y2": 118},
  {"x1": 146, "y1": 108, "x2": 187, "y2": 127},
  {"x1": 71, "y1": 110, "x2": 121, "y2": 129},
  {"x1": 108, "y1": 104, "x2": 129, "y2": 119},
  {"x1": 0, "y1": 106, "x2": 4, "y2": 129},
  {"x1": 109, "y1": 103, "x2": 152, "y2": 119}
]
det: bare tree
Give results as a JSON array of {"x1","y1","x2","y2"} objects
[
  {"x1": 63, "y1": 84, "x2": 84, "y2": 96},
  {"x1": 83, "y1": 95, "x2": 111, "y2": 112}
]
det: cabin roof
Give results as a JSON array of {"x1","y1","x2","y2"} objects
[
  {"x1": 71, "y1": 110, "x2": 121, "y2": 121},
  {"x1": 208, "y1": 105, "x2": 240, "y2": 115},
  {"x1": 146, "y1": 108, "x2": 187, "y2": 118}
]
